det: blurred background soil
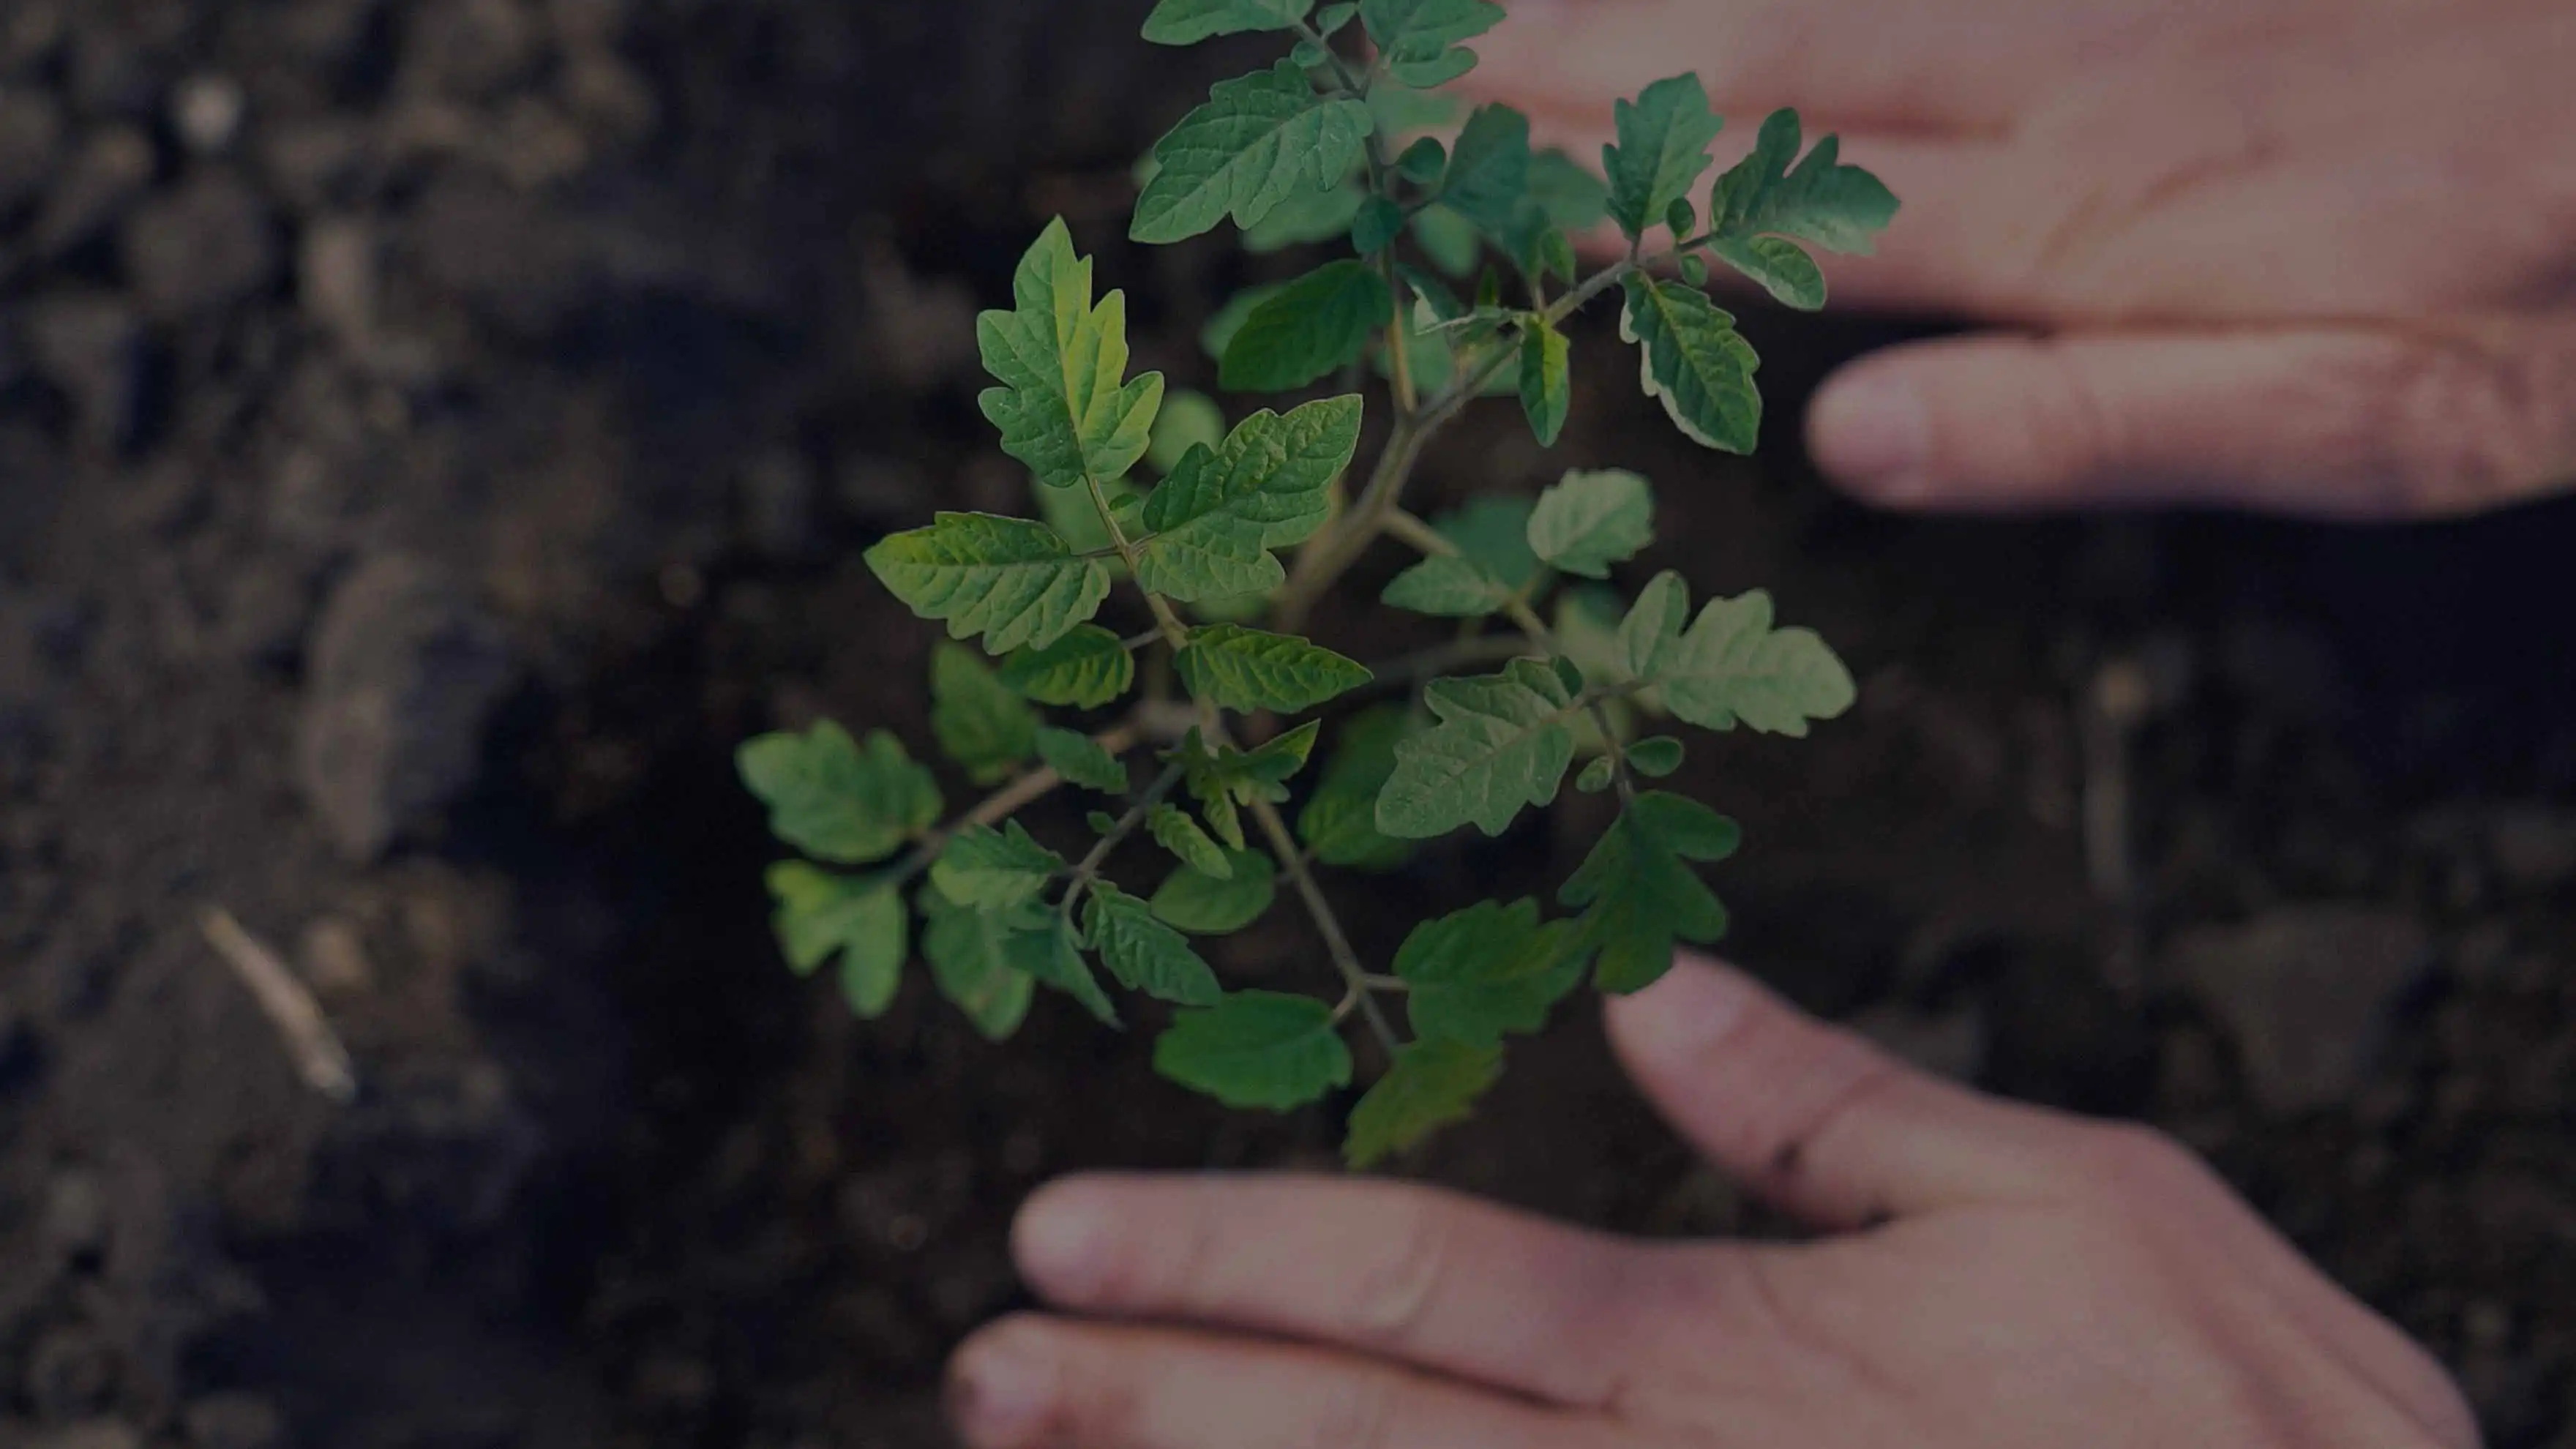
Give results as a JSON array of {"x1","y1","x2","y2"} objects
[{"x1": 1, "y1": 1, "x2": 2573, "y2": 1445}]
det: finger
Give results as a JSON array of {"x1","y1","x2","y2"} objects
[
  {"x1": 1605, "y1": 954, "x2": 2105, "y2": 1227},
  {"x1": 1806, "y1": 320, "x2": 2576, "y2": 518},
  {"x1": 946, "y1": 1314, "x2": 1626, "y2": 1449},
  {"x1": 1009, "y1": 1173, "x2": 1660, "y2": 1407}
]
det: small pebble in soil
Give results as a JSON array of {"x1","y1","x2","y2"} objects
[
  {"x1": 2173, "y1": 905, "x2": 2435, "y2": 1116},
  {"x1": 170, "y1": 74, "x2": 245, "y2": 152}
]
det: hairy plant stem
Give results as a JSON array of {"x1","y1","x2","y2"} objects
[
  {"x1": 1060, "y1": 763, "x2": 1187, "y2": 922},
  {"x1": 886, "y1": 720, "x2": 1150, "y2": 889}
]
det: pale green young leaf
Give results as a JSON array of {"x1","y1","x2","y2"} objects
[
  {"x1": 1377, "y1": 658, "x2": 1582, "y2": 839},
  {"x1": 1147, "y1": 389, "x2": 1229, "y2": 475},
  {"x1": 1576, "y1": 755, "x2": 1616, "y2": 793},
  {"x1": 1032, "y1": 470, "x2": 1141, "y2": 561},
  {"x1": 1150, "y1": 847, "x2": 1277, "y2": 933},
  {"x1": 1438, "y1": 104, "x2": 1532, "y2": 241},
  {"x1": 1203, "y1": 283, "x2": 1285, "y2": 362},
  {"x1": 1154, "y1": 990, "x2": 1353, "y2": 1110},
  {"x1": 1527, "y1": 468, "x2": 1654, "y2": 579},
  {"x1": 930, "y1": 821, "x2": 1065, "y2": 912},
  {"x1": 1381, "y1": 555, "x2": 1510, "y2": 618},
  {"x1": 1177, "y1": 626, "x2": 1371, "y2": 712},
  {"x1": 865, "y1": 512, "x2": 1110, "y2": 654},
  {"x1": 1560, "y1": 791, "x2": 1742, "y2": 993},
  {"x1": 1360, "y1": 0, "x2": 1504, "y2": 86},
  {"x1": 766, "y1": 864, "x2": 907, "y2": 1020},
  {"x1": 918, "y1": 888, "x2": 1039, "y2": 1041},
  {"x1": 1435, "y1": 496, "x2": 1542, "y2": 590},
  {"x1": 1344, "y1": 1038, "x2": 1502, "y2": 1167},
  {"x1": 1149, "y1": 804, "x2": 1233, "y2": 879},
  {"x1": 1709, "y1": 233, "x2": 1827, "y2": 310},
  {"x1": 1036, "y1": 726, "x2": 1130, "y2": 794},
  {"x1": 1709, "y1": 108, "x2": 1901, "y2": 255},
  {"x1": 1603, "y1": 73, "x2": 1723, "y2": 239},
  {"x1": 1085, "y1": 883, "x2": 1225, "y2": 1006},
  {"x1": 1394, "y1": 897, "x2": 1587, "y2": 1046},
  {"x1": 1656, "y1": 590, "x2": 1858, "y2": 736},
  {"x1": 1298, "y1": 708, "x2": 1417, "y2": 869},
  {"x1": 1133, "y1": 61, "x2": 1375, "y2": 244},
  {"x1": 1016, "y1": 916, "x2": 1120, "y2": 1025},
  {"x1": 931, "y1": 643, "x2": 1038, "y2": 785},
  {"x1": 1141, "y1": 0, "x2": 1312, "y2": 44},
  {"x1": 1221, "y1": 261, "x2": 1393, "y2": 392},
  {"x1": 1136, "y1": 397, "x2": 1364, "y2": 602},
  {"x1": 738, "y1": 722, "x2": 941, "y2": 865},
  {"x1": 1000, "y1": 625, "x2": 1136, "y2": 708},
  {"x1": 1242, "y1": 181, "x2": 1367, "y2": 252},
  {"x1": 1616, "y1": 569, "x2": 1692, "y2": 681},
  {"x1": 1519, "y1": 319, "x2": 1571, "y2": 448},
  {"x1": 1197, "y1": 719, "x2": 1323, "y2": 802},
  {"x1": 977, "y1": 219, "x2": 1166, "y2": 493},
  {"x1": 1628, "y1": 735, "x2": 1686, "y2": 776},
  {"x1": 1620, "y1": 274, "x2": 1761, "y2": 454}
]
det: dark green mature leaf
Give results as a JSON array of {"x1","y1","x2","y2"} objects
[
  {"x1": 1036, "y1": 727, "x2": 1131, "y2": 793},
  {"x1": 1018, "y1": 916, "x2": 1120, "y2": 1025},
  {"x1": 1298, "y1": 707, "x2": 1416, "y2": 869},
  {"x1": 1656, "y1": 590, "x2": 1857, "y2": 736},
  {"x1": 1133, "y1": 62, "x2": 1375, "y2": 244},
  {"x1": 1395, "y1": 898, "x2": 1586, "y2": 1046},
  {"x1": 1438, "y1": 105, "x2": 1531, "y2": 241},
  {"x1": 1352, "y1": 195, "x2": 1407, "y2": 255},
  {"x1": 1155, "y1": 991, "x2": 1352, "y2": 1109},
  {"x1": 1362, "y1": 0, "x2": 1503, "y2": 81},
  {"x1": 1603, "y1": 73, "x2": 1723, "y2": 239},
  {"x1": 931, "y1": 643, "x2": 1038, "y2": 785},
  {"x1": 738, "y1": 722, "x2": 942, "y2": 865},
  {"x1": 1709, "y1": 234, "x2": 1827, "y2": 310},
  {"x1": 1382, "y1": 555, "x2": 1510, "y2": 618},
  {"x1": 918, "y1": 888, "x2": 1039, "y2": 1041},
  {"x1": 1221, "y1": 261, "x2": 1393, "y2": 392},
  {"x1": 766, "y1": 864, "x2": 907, "y2": 1018},
  {"x1": 1709, "y1": 108, "x2": 1901, "y2": 255},
  {"x1": 1409, "y1": 204, "x2": 1483, "y2": 275},
  {"x1": 1137, "y1": 397, "x2": 1363, "y2": 602},
  {"x1": 1344, "y1": 1038, "x2": 1503, "y2": 1167},
  {"x1": 1377, "y1": 658, "x2": 1583, "y2": 839},
  {"x1": 1085, "y1": 883, "x2": 1225, "y2": 1006},
  {"x1": 1203, "y1": 283, "x2": 1285, "y2": 362},
  {"x1": 1527, "y1": 149, "x2": 1611, "y2": 231},
  {"x1": 1000, "y1": 625, "x2": 1136, "y2": 708},
  {"x1": 1560, "y1": 791, "x2": 1742, "y2": 992},
  {"x1": 866, "y1": 513, "x2": 1111, "y2": 654},
  {"x1": 931, "y1": 821, "x2": 1064, "y2": 911},
  {"x1": 1150, "y1": 847, "x2": 1277, "y2": 933},
  {"x1": 1149, "y1": 804, "x2": 1233, "y2": 878},
  {"x1": 977, "y1": 219, "x2": 1166, "y2": 493},
  {"x1": 1519, "y1": 318, "x2": 1571, "y2": 447},
  {"x1": 1177, "y1": 626, "x2": 1371, "y2": 711},
  {"x1": 1527, "y1": 469, "x2": 1653, "y2": 579},
  {"x1": 1142, "y1": 0, "x2": 1311, "y2": 43},
  {"x1": 1620, "y1": 274, "x2": 1761, "y2": 453},
  {"x1": 1243, "y1": 181, "x2": 1368, "y2": 252},
  {"x1": 1435, "y1": 496, "x2": 1543, "y2": 590}
]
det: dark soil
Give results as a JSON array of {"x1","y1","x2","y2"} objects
[{"x1": 3, "y1": 2, "x2": 2575, "y2": 1446}]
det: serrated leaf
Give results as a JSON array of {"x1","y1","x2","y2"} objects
[
  {"x1": 1344, "y1": 1038, "x2": 1502, "y2": 1167},
  {"x1": 1560, "y1": 791, "x2": 1741, "y2": 992},
  {"x1": 1221, "y1": 261, "x2": 1393, "y2": 392},
  {"x1": 1710, "y1": 233, "x2": 1827, "y2": 310},
  {"x1": 1133, "y1": 61, "x2": 1375, "y2": 244},
  {"x1": 1527, "y1": 469, "x2": 1653, "y2": 579},
  {"x1": 1085, "y1": 883, "x2": 1225, "y2": 1006},
  {"x1": 1377, "y1": 658, "x2": 1582, "y2": 838},
  {"x1": 1137, "y1": 397, "x2": 1363, "y2": 602},
  {"x1": 1036, "y1": 727, "x2": 1130, "y2": 793},
  {"x1": 1388, "y1": 47, "x2": 1478, "y2": 86},
  {"x1": 1000, "y1": 625, "x2": 1136, "y2": 708},
  {"x1": 1360, "y1": 0, "x2": 1503, "y2": 87},
  {"x1": 1150, "y1": 847, "x2": 1277, "y2": 933},
  {"x1": 866, "y1": 512, "x2": 1111, "y2": 654},
  {"x1": 1141, "y1": 0, "x2": 1312, "y2": 43},
  {"x1": 932, "y1": 643, "x2": 1038, "y2": 785},
  {"x1": 1395, "y1": 898, "x2": 1587, "y2": 1046},
  {"x1": 1242, "y1": 180, "x2": 1367, "y2": 253},
  {"x1": 1603, "y1": 73, "x2": 1723, "y2": 239},
  {"x1": 1381, "y1": 555, "x2": 1510, "y2": 618},
  {"x1": 1616, "y1": 569, "x2": 1692, "y2": 681},
  {"x1": 738, "y1": 722, "x2": 942, "y2": 866},
  {"x1": 1628, "y1": 735, "x2": 1685, "y2": 776},
  {"x1": 1154, "y1": 991, "x2": 1352, "y2": 1109},
  {"x1": 1656, "y1": 590, "x2": 1857, "y2": 736},
  {"x1": 1149, "y1": 804, "x2": 1232, "y2": 878},
  {"x1": 1298, "y1": 707, "x2": 1417, "y2": 869},
  {"x1": 918, "y1": 888, "x2": 1039, "y2": 1041},
  {"x1": 1148, "y1": 389, "x2": 1229, "y2": 475},
  {"x1": 1434, "y1": 496, "x2": 1542, "y2": 591},
  {"x1": 766, "y1": 864, "x2": 907, "y2": 1019},
  {"x1": 977, "y1": 219, "x2": 1166, "y2": 495},
  {"x1": 931, "y1": 821, "x2": 1065, "y2": 911},
  {"x1": 1620, "y1": 274, "x2": 1761, "y2": 454},
  {"x1": 1439, "y1": 104, "x2": 1531, "y2": 240},
  {"x1": 1017, "y1": 916, "x2": 1120, "y2": 1025},
  {"x1": 1519, "y1": 319, "x2": 1571, "y2": 447},
  {"x1": 1709, "y1": 108, "x2": 1900, "y2": 255},
  {"x1": 1177, "y1": 626, "x2": 1372, "y2": 711}
]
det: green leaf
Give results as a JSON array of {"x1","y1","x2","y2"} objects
[
  {"x1": 1133, "y1": 61, "x2": 1376, "y2": 244},
  {"x1": 1709, "y1": 108, "x2": 1900, "y2": 255},
  {"x1": 1085, "y1": 883, "x2": 1225, "y2": 1006},
  {"x1": 1344, "y1": 1038, "x2": 1502, "y2": 1167},
  {"x1": 1032, "y1": 470, "x2": 1142, "y2": 561},
  {"x1": 1557, "y1": 585, "x2": 1643, "y2": 726},
  {"x1": 1203, "y1": 282, "x2": 1285, "y2": 362},
  {"x1": 1018, "y1": 916, "x2": 1120, "y2": 1025},
  {"x1": 1518, "y1": 319, "x2": 1571, "y2": 447},
  {"x1": 1679, "y1": 253, "x2": 1709, "y2": 287},
  {"x1": 1136, "y1": 397, "x2": 1364, "y2": 602},
  {"x1": 1620, "y1": 274, "x2": 1761, "y2": 454},
  {"x1": 1352, "y1": 195, "x2": 1406, "y2": 255},
  {"x1": 1434, "y1": 496, "x2": 1542, "y2": 590},
  {"x1": 1409, "y1": 204, "x2": 1483, "y2": 276},
  {"x1": 1666, "y1": 195, "x2": 1698, "y2": 238},
  {"x1": 1395, "y1": 898, "x2": 1587, "y2": 1046},
  {"x1": 1154, "y1": 991, "x2": 1353, "y2": 1109},
  {"x1": 1141, "y1": 0, "x2": 1312, "y2": 43},
  {"x1": 1527, "y1": 149, "x2": 1611, "y2": 232},
  {"x1": 1395, "y1": 138, "x2": 1447, "y2": 184},
  {"x1": 1148, "y1": 389, "x2": 1229, "y2": 475},
  {"x1": 1603, "y1": 73, "x2": 1723, "y2": 239},
  {"x1": 1221, "y1": 261, "x2": 1393, "y2": 392},
  {"x1": 1527, "y1": 468, "x2": 1653, "y2": 579},
  {"x1": 1616, "y1": 569, "x2": 1692, "y2": 681},
  {"x1": 1149, "y1": 804, "x2": 1233, "y2": 878},
  {"x1": 1150, "y1": 847, "x2": 1277, "y2": 933},
  {"x1": 1655, "y1": 590, "x2": 1857, "y2": 736},
  {"x1": 930, "y1": 821, "x2": 1065, "y2": 911},
  {"x1": 1177, "y1": 625, "x2": 1372, "y2": 711},
  {"x1": 738, "y1": 722, "x2": 942, "y2": 865},
  {"x1": 1438, "y1": 104, "x2": 1531, "y2": 241},
  {"x1": 1000, "y1": 625, "x2": 1137, "y2": 709},
  {"x1": 1377, "y1": 658, "x2": 1582, "y2": 838},
  {"x1": 1628, "y1": 735, "x2": 1685, "y2": 776},
  {"x1": 766, "y1": 864, "x2": 908, "y2": 1019},
  {"x1": 932, "y1": 643, "x2": 1039, "y2": 785},
  {"x1": 1242, "y1": 180, "x2": 1368, "y2": 252},
  {"x1": 1298, "y1": 707, "x2": 1417, "y2": 869},
  {"x1": 1576, "y1": 756, "x2": 1616, "y2": 793},
  {"x1": 1381, "y1": 555, "x2": 1510, "y2": 618},
  {"x1": 1560, "y1": 791, "x2": 1741, "y2": 992},
  {"x1": 1036, "y1": 727, "x2": 1131, "y2": 793},
  {"x1": 1709, "y1": 233, "x2": 1827, "y2": 310},
  {"x1": 918, "y1": 888, "x2": 1039, "y2": 1041},
  {"x1": 977, "y1": 219, "x2": 1166, "y2": 494},
  {"x1": 866, "y1": 512, "x2": 1111, "y2": 655},
  {"x1": 1360, "y1": 0, "x2": 1504, "y2": 85}
]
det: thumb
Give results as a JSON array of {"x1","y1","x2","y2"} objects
[{"x1": 1806, "y1": 321, "x2": 2576, "y2": 520}]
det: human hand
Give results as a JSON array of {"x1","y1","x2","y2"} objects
[
  {"x1": 946, "y1": 955, "x2": 2479, "y2": 1449},
  {"x1": 1465, "y1": 0, "x2": 2576, "y2": 518}
]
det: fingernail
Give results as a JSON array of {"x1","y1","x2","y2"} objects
[
  {"x1": 1811, "y1": 370, "x2": 1931, "y2": 501},
  {"x1": 1613, "y1": 956, "x2": 1760, "y2": 1061},
  {"x1": 948, "y1": 1328, "x2": 1057, "y2": 1448},
  {"x1": 1014, "y1": 1182, "x2": 1118, "y2": 1299}
]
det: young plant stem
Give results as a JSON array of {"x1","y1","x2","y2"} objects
[
  {"x1": 887, "y1": 721, "x2": 1148, "y2": 889},
  {"x1": 1060, "y1": 763, "x2": 1187, "y2": 921}
]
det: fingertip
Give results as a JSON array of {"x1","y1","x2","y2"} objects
[
  {"x1": 1011, "y1": 1175, "x2": 1124, "y2": 1302},
  {"x1": 1808, "y1": 362, "x2": 1935, "y2": 504},
  {"x1": 1602, "y1": 953, "x2": 1765, "y2": 1068},
  {"x1": 948, "y1": 1315, "x2": 1063, "y2": 1449}
]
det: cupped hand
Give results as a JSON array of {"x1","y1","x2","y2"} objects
[
  {"x1": 946, "y1": 956, "x2": 2477, "y2": 1449},
  {"x1": 1468, "y1": 0, "x2": 2576, "y2": 518}
]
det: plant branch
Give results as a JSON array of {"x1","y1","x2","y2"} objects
[
  {"x1": 1060, "y1": 763, "x2": 1187, "y2": 921},
  {"x1": 1248, "y1": 795, "x2": 1401, "y2": 1057},
  {"x1": 885, "y1": 721, "x2": 1150, "y2": 889}
]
